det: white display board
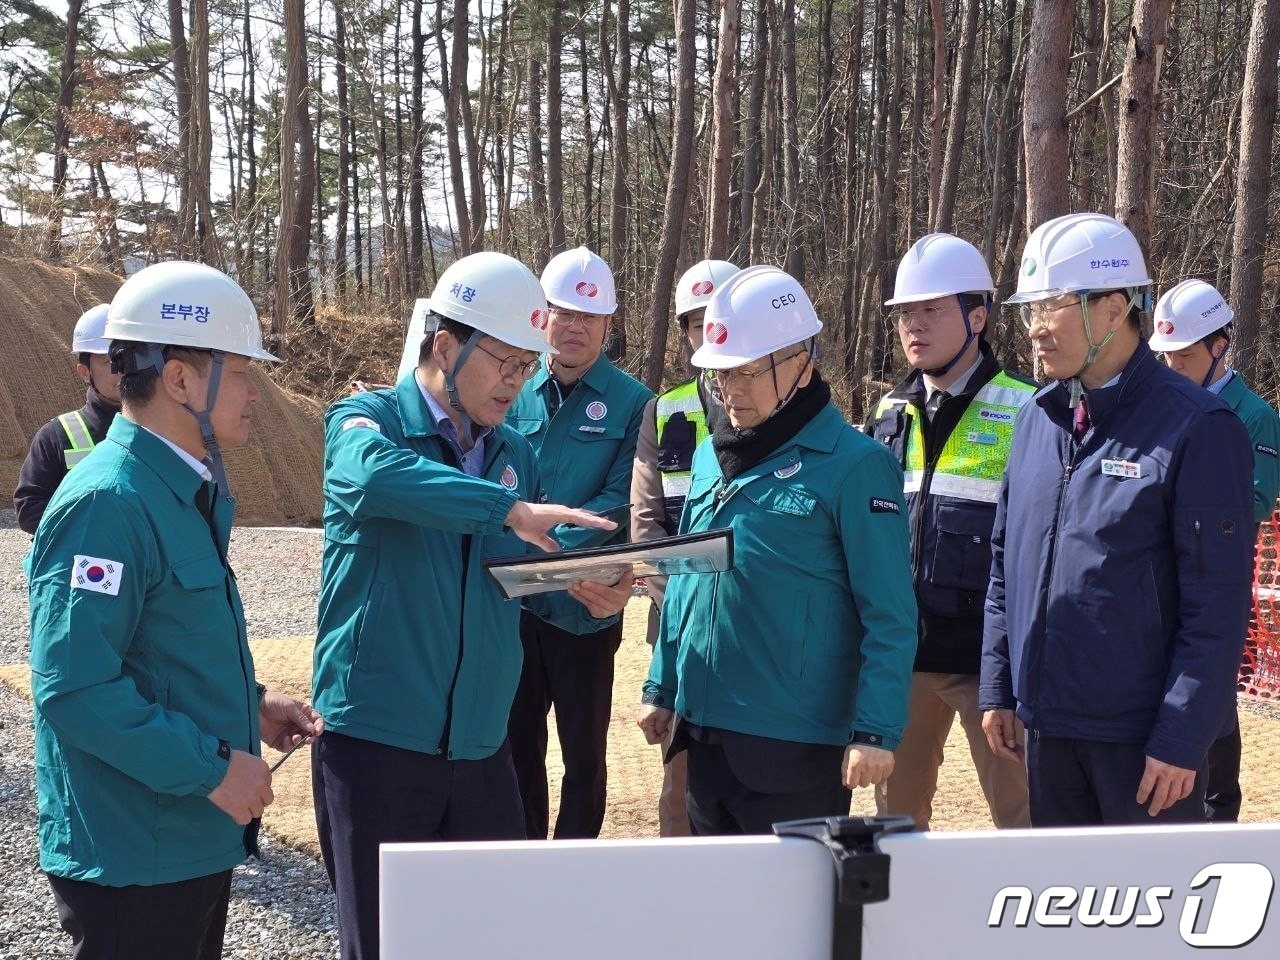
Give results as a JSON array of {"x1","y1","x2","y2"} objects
[
  {"x1": 381, "y1": 836, "x2": 835, "y2": 959},
  {"x1": 396, "y1": 298, "x2": 434, "y2": 383},
  {"x1": 382, "y1": 823, "x2": 1280, "y2": 958}
]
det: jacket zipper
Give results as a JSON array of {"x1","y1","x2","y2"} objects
[
  {"x1": 436, "y1": 439, "x2": 471, "y2": 757},
  {"x1": 1194, "y1": 519, "x2": 1204, "y2": 577},
  {"x1": 1032, "y1": 435, "x2": 1080, "y2": 727},
  {"x1": 206, "y1": 500, "x2": 256, "y2": 752}
]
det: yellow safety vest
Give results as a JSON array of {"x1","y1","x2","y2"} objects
[
  {"x1": 873, "y1": 372, "x2": 1036, "y2": 503},
  {"x1": 655, "y1": 379, "x2": 711, "y2": 529},
  {"x1": 58, "y1": 411, "x2": 96, "y2": 469}
]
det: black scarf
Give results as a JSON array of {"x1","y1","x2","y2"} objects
[{"x1": 712, "y1": 371, "x2": 831, "y2": 481}]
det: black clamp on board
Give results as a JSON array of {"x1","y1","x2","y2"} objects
[{"x1": 772, "y1": 815, "x2": 915, "y2": 960}]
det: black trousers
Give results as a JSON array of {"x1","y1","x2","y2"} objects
[
  {"x1": 1204, "y1": 707, "x2": 1243, "y2": 822},
  {"x1": 312, "y1": 730, "x2": 525, "y2": 960},
  {"x1": 682, "y1": 732, "x2": 852, "y2": 836},
  {"x1": 1027, "y1": 734, "x2": 1205, "y2": 827},
  {"x1": 508, "y1": 611, "x2": 623, "y2": 840},
  {"x1": 47, "y1": 869, "x2": 232, "y2": 960}
]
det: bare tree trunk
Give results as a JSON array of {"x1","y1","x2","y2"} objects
[
  {"x1": 241, "y1": 0, "x2": 259, "y2": 290},
  {"x1": 779, "y1": 0, "x2": 802, "y2": 281},
  {"x1": 1113, "y1": 0, "x2": 1173, "y2": 260},
  {"x1": 546, "y1": 5, "x2": 566, "y2": 254},
  {"x1": 738, "y1": 0, "x2": 768, "y2": 261},
  {"x1": 604, "y1": 0, "x2": 631, "y2": 359},
  {"x1": 456, "y1": 1, "x2": 486, "y2": 250},
  {"x1": 707, "y1": 0, "x2": 741, "y2": 259},
  {"x1": 335, "y1": 0, "x2": 351, "y2": 299},
  {"x1": 644, "y1": 0, "x2": 696, "y2": 389},
  {"x1": 527, "y1": 53, "x2": 550, "y2": 268},
  {"x1": 1022, "y1": 0, "x2": 1073, "y2": 230},
  {"x1": 46, "y1": 0, "x2": 82, "y2": 262},
  {"x1": 189, "y1": 0, "x2": 220, "y2": 264},
  {"x1": 168, "y1": 0, "x2": 195, "y2": 257},
  {"x1": 926, "y1": 0, "x2": 945, "y2": 227},
  {"x1": 1230, "y1": 0, "x2": 1280, "y2": 380},
  {"x1": 932, "y1": 0, "x2": 979, "y2": 233},
  {"x1": 579, "y1": 2, "x2": 596, "y2": 250},
  {"x1": 439, "y1": 0, "x2": 472, "y2": 254},
  {"x1": 274, "y1": 0, "x2": 315, "y2": 345}
]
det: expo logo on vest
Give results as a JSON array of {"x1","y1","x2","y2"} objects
[{"x1": 705, "y1": 322, "x2": 729, "y2": 345}]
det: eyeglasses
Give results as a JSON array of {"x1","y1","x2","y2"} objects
[
  {"x1": 474, "y1": 342, "x2": 540, "y2": 381},
  {"x1": 549, "y1": 308, "x2": 608, "y2": 330},
  {"x1": 711, "y1": 349, "x2": 808, "y2": 389},
  {"x1": 1018, "y1": 296, "x2": 1088, "y2": 332},
  {"x1": 892, "y1": 303, "x2": 957, "y2": 329}
]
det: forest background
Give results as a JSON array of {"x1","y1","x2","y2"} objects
[{"x1": 2, "y1": 0, "x2": 1279, "y2": 420}]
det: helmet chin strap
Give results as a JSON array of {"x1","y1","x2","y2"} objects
[
  {"x1": 181, "y1": 350, "x2": 232, "y2": 498},
  {"x1": 767, "y1": 338, "x2": 817, "y2": 419},
  {"x1": 1201, "y1": 335, "x2": 1229, "y2": 389},
  {"x1": 922, "y1": 295, "x2": 984, "y2": 377},
  {"x1": 441, "y1": 327, "x2": 485, "y2": 447},
  {"x1": 1065, "y1": 290, "x2": 1136, "y2": 409}
]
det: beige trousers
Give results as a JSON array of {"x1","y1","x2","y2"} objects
[{"x1": 875, "y1": 672, "x2": 1030, "y2": 830}]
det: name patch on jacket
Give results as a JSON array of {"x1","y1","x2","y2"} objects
[
  {"x1": 341, "y1": 417, "x2": 381, "y2": 433},
  {"x1": 1101, "y1": 458, "x2": 1142, "y2": 479},
  {"x1": 1257, "y1": 443, "x2": 1278, "y2": 458},
  {"x1": 71, "y1": 555, "x2": 123, "y2": 596},
  {"x1": 966, "y1": 431, "x2": 999, "y2": 446},
  {"x1": 870, "y1": 498, "x2": 901, "y2": 515}
]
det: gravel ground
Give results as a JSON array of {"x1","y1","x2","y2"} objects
[{"x1": 0, "y1": 516, "x2": 338, "y2": 959}]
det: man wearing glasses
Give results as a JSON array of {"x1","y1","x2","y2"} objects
[
  {"x1": 507, "y1": 246, "x2": 653, "y2": 840},
  {"x1": 866, "y1": 234, "x2": 1034, "y2": 831},
  {"x1": 312, "y1": 252, "x2": 629, "y2": 960},
  {"x1": 980, "y1": 213, "x2": 1254, "y2": 826}
]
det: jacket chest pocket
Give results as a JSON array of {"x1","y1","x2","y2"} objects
[
  {"x1": 927, "y1": 502, "x2": 996, "y2": 592},
  {"x1": 744, "y1": 482, "x2": 818, "y2": 519},
  {"x1": 872, "y1": 408, "x2": 910, "y2": 465},
  {"x1": 172, "y1": 553, "x2": 228, "y2": 592}
]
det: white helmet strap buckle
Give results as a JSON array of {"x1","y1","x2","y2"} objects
[{"x1": 181, "y1": 350, "x2": 232, "y2": 498}]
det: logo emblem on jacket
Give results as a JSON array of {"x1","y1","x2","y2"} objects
[
  {"x1": 586, "y1": 401, "x2": 608, "y2": 421},
  {"x1": 978, "y1": 408, "x2": 1015, "y2": 423},
  {"x1": 774, "y1": 461, "x2": 801, "y2": 479},
  {"x1": 500, "y1": 464, "x2": 519, "y2": 490},
  {"x1": 869, "y1": 498, "x2": 901, "y2": 515}
]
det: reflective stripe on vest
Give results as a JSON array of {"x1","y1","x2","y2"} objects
[
  {"x1": 58, "y1": 411, "x2": 96, "y2": 469},
  {"x1": 877, "y1": 372, "x2": 1036, "y2": 504},
  {"x1": 655, "y1": 380, "x2": 710, "y2": 504}
]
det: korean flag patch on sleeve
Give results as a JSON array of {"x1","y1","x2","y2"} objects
[
  {"x1": 72, "y1": 556, "x2": 123, "y2": 596},
  {"x1": 341, "y1": 417, "x2": 382, "y2": 433}
]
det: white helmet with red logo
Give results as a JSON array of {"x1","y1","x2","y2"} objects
[
  {"x1": 1148, "y1": 279, "x2": 1234, "y2": 352},
  {"x1": 540, "y1": 246, "x2": 618, "y2": 315},
  {"x1": 691, "y1": 265, "x2": 822, "y2": 370},
  {"x1": 429, "y1": 251, "x2": 552, "y2": 354},
  {"x1": 675, "y1": 259, "x2": 741, "y2": 319}
]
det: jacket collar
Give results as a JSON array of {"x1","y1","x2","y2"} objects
[
  {"x1": 105, "y1": 416, "x2": 205, "y2": 504},
  {"x1": 530, "y1": 352, "x2": 615, "y2": 396},
  {"x1": 891, "y1": 340, "x2": 1002, "y2": 408},
  {"x1": 1034, "y1": 340, "x2": 1155, "y2": 432},
  {"x1": 396, "y1": 371, "x2": 440, "y2": 439}
]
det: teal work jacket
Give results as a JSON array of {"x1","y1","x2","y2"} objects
[
  {"x1": 644, "y1": 403, "x2": 919, "y2": 749},
  {"x1": 507, "y1": 354, "x2": 652, "y2": 634},
  {"x1": 28, "y1": 417, "x2": 257, "y2": 886},
  {"x1": 313, "y1": 374, "x2": 541, "y2": 759}
]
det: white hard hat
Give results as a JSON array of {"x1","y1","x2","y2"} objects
[
  {"x1": 106, "y1": 261, "x2": 278, "y2": 361},
  {"x1": 675, "y1": 259, "x2": 741, "y2": 318},
  {"x1": 429, "y1": 251, "x2": 553, "y2": 355},
  {"x1": 1009, "y1": 213, "x2": 1152, "y2": 304},
  {"x1": 72, "y1": 304, "x2": 111, "y2": 354},
  {"x1": 541, "y1": 246, "x2": 618, "y2": 314},
  {"x1": 885, "y1": 233, "x2": 994, "y2": 306},
  {"x1": 691, "y1": 265, "x2": 822, "y2": 370},
  {"x1": 1149, "y1": 279, "x2": 1234, "y2": 351}
]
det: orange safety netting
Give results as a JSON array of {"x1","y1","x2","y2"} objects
[{"x1": 1246, "y1": 512, "x2": 1280, "y2": 700}]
